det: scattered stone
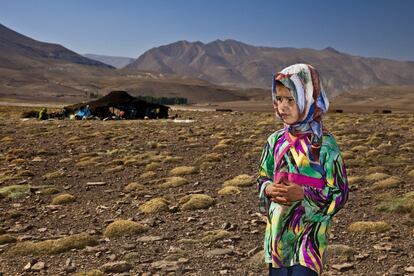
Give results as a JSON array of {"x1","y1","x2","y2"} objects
[
  {"x1": 405, "y1": 266, "x2": 414, "y2": 273},
  {"x1": 86, "y1": 182, "x2": 107, "y2": 186},
  {"x1": 388, "y1": 264, "x2": 403, "y2": 275},
  {"x1": 101, "y1": 261, "x2": 132, "y2": 273},
  {"x1": 30, "y1": 261, "x2": 46, "y2": 271},
  {"x1": 205, "y1": 248, "x2": 234, "y2": 256},
  {"x1": 137, "y1": 235, "x2": 164, "y2": 242},
  {"x1": 331, "y1": 262, "x2": 354, "y2": 272}
]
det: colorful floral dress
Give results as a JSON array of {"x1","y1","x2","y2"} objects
[{"x1": 257, "y1": 129, "x2": 349, "y2": 275}]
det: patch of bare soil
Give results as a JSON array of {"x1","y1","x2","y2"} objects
[{"x1": 0, "y1": 107, "x2": 413, "y2": 275}]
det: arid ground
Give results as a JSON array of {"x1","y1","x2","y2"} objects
[{"x1": 0, "y1": 106, "x2": 413, "y2": 275}]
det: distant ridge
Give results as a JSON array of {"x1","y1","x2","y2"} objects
[
  {"x1": 127, "y1": 39, "x2": 414, "y2": 96},
  {"x1": 84, "y1": 54, "x2": 134, "y2": 68},
  {"x1": 0, "y1": 23, "x2": 113, "y2": 69}
]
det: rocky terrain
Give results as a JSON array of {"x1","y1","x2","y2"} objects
[{"x1": 0, "y1": 106, "x2": 413, "y2": 275}]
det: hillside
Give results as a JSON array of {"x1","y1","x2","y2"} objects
[{"x1": 127, "y1": 39, "x2": 414, "y2": 96}]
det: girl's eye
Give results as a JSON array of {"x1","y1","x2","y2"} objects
[
  {"x1": 288, "y1": 98, "x2": 295, "y2": 103},
  {"x1": 275, "y1": 96, "x2": 283, "y2": 102}
]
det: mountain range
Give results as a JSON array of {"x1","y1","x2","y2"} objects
[
  {"x1": 126, "y1": 39, "x2": 414, "y2": 96},
  {"x1": 0, "y1": 23, "x2": 413, "y2": 110}
]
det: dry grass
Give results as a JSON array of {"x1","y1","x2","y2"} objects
[
  {"x1": 103, "y1": 220, "x2": 148, "y2": 238},
  {"x1": 139, "y1": 198, "x2": 169, "y2": 214},
  {"x1": 103, "y1": 165, "x2": 124, "y2": 174},
  {"x1": 158, "y1": 177, "x2": 188, "y2": 188},
  {"x1": 365, "y1": 173, "x2": 390, "y2": 182},
  {"x1": 140, "y1": 171, "x2": 157, "y2": 179},
  {"x1": 169, "y1": 166, "x2": 198, "y2": 176},
  {"x1": 43, "y1": 169, "x2": 65, "y2": 179},
  {"x1": 376, "y1": 192, "x2": 414, "y2": 214},
  {"x1": 218, "y1": 186, "x2": 241, "y2": 195},
  {"x1": 200, "y1": 230, "x2": 231, "y2": 242},
  {"x1": 348, "y1": 221, "x2": 391, "y2": 233},
  {"x1": 179, "y1": 194, "x2": 214, "y2": 211},
  {"x1": 0, "y1": 184, "x2": 30, "y2": 199},
  {"x1": 124, "y1": 182, "x2": 146, "y2": 193},
  {"x1": 8, "y1": 233, "x2": 98, "y2": 256},
  {"x1": 0, "y1": 234, "x2": 16, "y2": 245},
  {"x1": 223, "y1": 174, "x2": 254, "y2": 187},
  {"x1": 372, "y1": 177, "x2": 402, "y2": 190},
  {"x1": 144, "y1": 162, "x2": 161, "y2": 171},
  {"x1": 51, "y1": 193, "x2": 76, "y2": 205}
]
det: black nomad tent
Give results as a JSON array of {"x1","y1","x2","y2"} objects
[{"x1": 65, "y1": 91, "x2": 169, "y2": 119}]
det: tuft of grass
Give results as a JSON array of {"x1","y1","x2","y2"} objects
[
  {"x1": 43, "y1": 170, "x2": 65, "y2": 179},
  {"x1": 0, "y1": 185, "x2": 30, "y2": 199},
  {"x1": 169, "y1": 166, "x2": 198, "y2": 176},
  {"x1": 8, "y1": 233, "x2": 98, "y2": 256},
  {"x1": 140, "y1": 171, "x2": 156, "y2": 179},
  {"x1": 200, "y1": 230, "x2": 231, "y2": 242},
  {"x1": 0, "y1": 234, "x2": 17, "y2": 245},
  {"x1": 39, "y1": 187, "x2": 60, "y2": 195},
  {"x1": 103, "y1": 165, "x2": 124, "y2": 174},
  {"x1": 367, "y1": 166, "x2": 386, "y2": 174},
  {"x1": 139, "y1": 198, "x2": 169, "y2": 214},
  {"x1": 51, "y1": 193, "x2": 76, "y2": 205},
  {"x1": 158, "y1": 177, "x2": 188, "y2": 188},
  {"x1": 144, "y1": 162, "x2": 161, "y2": 172},
  {"x1": 179, "y1": 194, "x2": 214, "y2": 211},
  {"x1": 351, "y1": 145, "x2": 369, "y2": 152},
  {"x1": 376, "y1": 191, "x2": 414, "y2": 214},
  {"x1": 124, "y1": 182, "x2": 146, "y2": 193},
  {"x1": 218, "y1": 186, "x2": 241, "y2": 195},
  {"x1": 372, "y1": 177, "x2": 402, "y2": 190},
  {"x1": 163, "y1": 156, "x2": 183, "y2": 164},
  {"x1": 326, "y1": 244, "x2": 356, "y2": 259},
  {"x1": 348, "y1": 221, "x2": 390, "y2": 233},
  {"x1": 223, "y1": 174, "x2": 254, "y2": 187},
  {"x1": 103, "y1": 220, "x2": 148, "y2": 238},
  {"x1": 365, "y1": 172, "x2": 390, "y2": 182},
  {"x1": 199, "y1": 153, "x2": 223, "y2": 163}
]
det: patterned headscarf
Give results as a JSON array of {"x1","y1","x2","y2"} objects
[{"x1": 272, "y1": 64, "x2": 329, "y2": 162}]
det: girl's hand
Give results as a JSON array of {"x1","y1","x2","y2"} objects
[
  {"x1": 265, "y1": 181, "x2": 304, "y2": 204},
  {"x1": 281, "y1": 182, "x2": 304, "y2": 202},
  {"x1": 265, "y1": 182, "x2": 292, "y2": 205}
]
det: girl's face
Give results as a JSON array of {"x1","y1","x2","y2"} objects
[{"x1": 274, "y1": 83, "x2": 300, "y2": 125}]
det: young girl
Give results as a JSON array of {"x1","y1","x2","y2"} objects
[{"x1": 257, "y1": 64, "x2": 349, "y2": 276}]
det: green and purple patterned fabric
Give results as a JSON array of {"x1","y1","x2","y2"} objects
[{"x1": 258, "y1": 64, "x2": 348, "y2": 275}]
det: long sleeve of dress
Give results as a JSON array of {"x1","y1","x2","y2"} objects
[
  {"x1": 257, "y1": 139, "x2": 274, "y2": 216},
  {"x1": 301, "y1": 152, "x2": 349, "y2": 222}
]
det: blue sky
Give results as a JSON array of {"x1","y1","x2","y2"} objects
[{"x1": 1, "y1": 0, "x2": 413, "y2": 61}]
